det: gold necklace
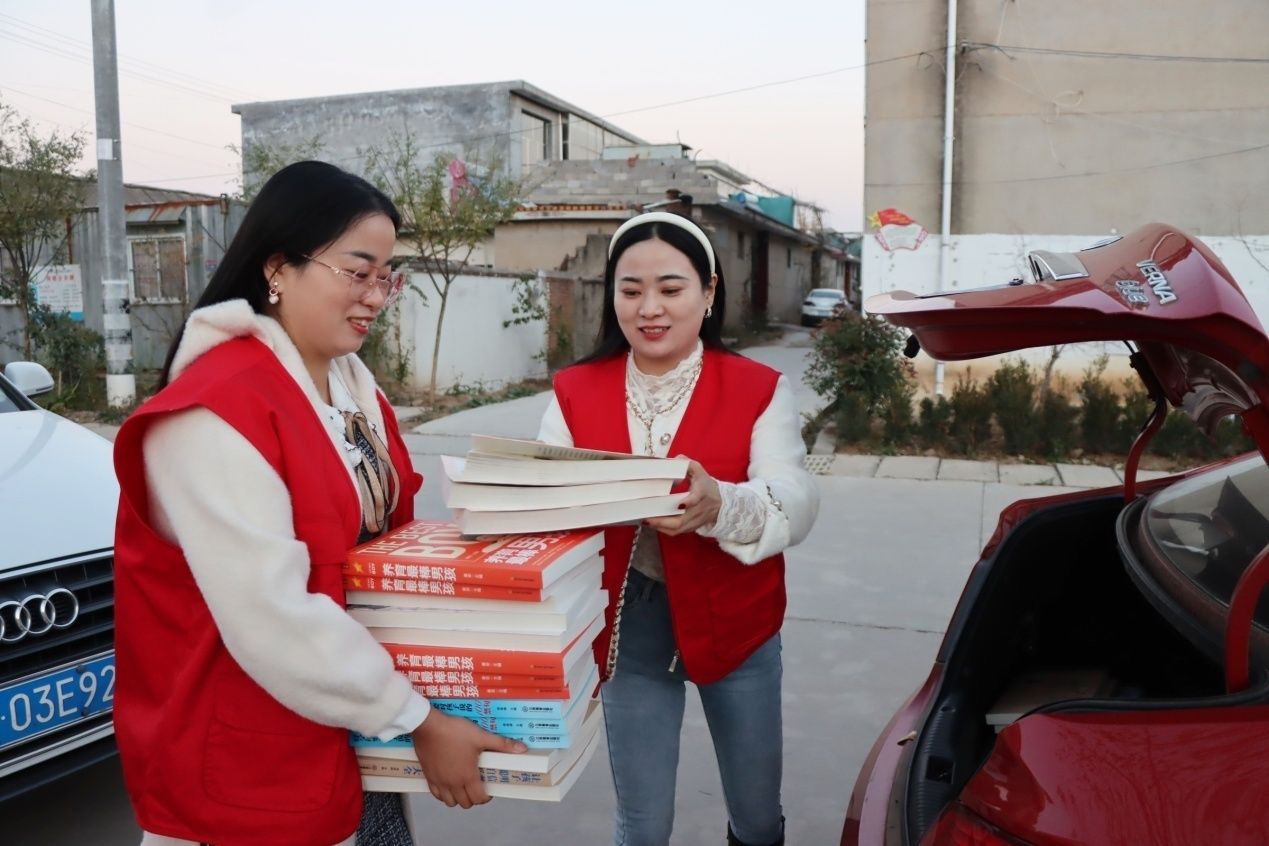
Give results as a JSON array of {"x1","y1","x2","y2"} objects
[{"x1": 625, "y1": 355, "x2": 703, "y2": 456}]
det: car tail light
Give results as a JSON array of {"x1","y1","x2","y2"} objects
[{"x1": 919, "y1": 803, "x2": 1033, "y2": 846}]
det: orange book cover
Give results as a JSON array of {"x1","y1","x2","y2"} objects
[
  {"x1": 347, "y1": 574, "x2": 548, "y2": 602},
  {"x1": 344, "y1": 520, "x2": 603, "y2": 590},
  {"x1": 385, "y1": 621, "x2": 596, "y2": 677}
]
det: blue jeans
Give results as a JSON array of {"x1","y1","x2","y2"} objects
[{"x1": 601, "y1": 568, "x2": 784, "y2": 846}]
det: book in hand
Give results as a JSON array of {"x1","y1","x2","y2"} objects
[
  {"x1": 347, "y1": 555, "x2": 604, "y2": 616},
  {"x1": 350, "y1": 589, "x2": 606, "y2": 652},
  {"x1": 396, "y1": 645, "x2": 596, "y2": 702},
  {"x1": 451, "y1": 494, "x2": 686, "y2": 535},
  {"x1": 428, "y1": 662, "x2": 599, "y2": 720},
  {"x1": 345, "y1": 520, "x2": 603, "y2": 590},
  {"x1": 347, "y1": 559, "x2": 602, "y2": 633},
  {"x1": 443, "y1": 444, "x2": 689, "y2": 487},
  {"x1": 384, "y1": 613, "x2": 599, "y2": 675},
  {"x1": 443, "y1": 472, "x2": 675, "y2": 511},
  {"x1": 356, "y1": 698, "x2": 603, "y2": 801}
]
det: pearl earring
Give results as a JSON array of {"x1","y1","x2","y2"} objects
[
  {"x1": 705, "y1": 305, "x2": 713, "y2": 319},
  {"x1": 268, "y1": 285, "x2": 280, "y2": 305}
]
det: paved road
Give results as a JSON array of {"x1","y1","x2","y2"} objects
[{"x1": 8, "y1": 327, "x2": 1104, "y2": 844}]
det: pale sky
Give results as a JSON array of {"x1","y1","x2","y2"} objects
[{"x1": 0, "y1": 1, "x2": 865, "y2": 230}]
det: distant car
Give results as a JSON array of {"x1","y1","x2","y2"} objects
[
  {"x1": 0, "y1": 361, "x2": 118, "y2": 801},
  {"x1": 843, "y1": 224, "x2": 1269, "y2": 846},
  {"x1": 801, "y1": 288, "x2": 847, "y2": 326}
]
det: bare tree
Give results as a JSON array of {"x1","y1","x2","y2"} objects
[
  {"x1": 229, "y1": 135, "x2": 325, "y2": 202},
  {"x1": 364, "y1": 130, "x2": 522, "y2": 400},
  {"x1": 0, "y1": 99, "x2": 87, "y2": 358}
]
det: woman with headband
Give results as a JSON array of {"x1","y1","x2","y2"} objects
[{"x1": 538, "y1": 211, "x2": 820, "y2": 846}]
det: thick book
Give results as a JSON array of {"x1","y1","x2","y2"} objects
[
  {"x1": 430, "y1": 664, "x2": 600, "y2": 720},
  {"x1": 356, "y1": 596, "x2": 605, "y2": 652},
  {"x1": 359, "y1": 725, "x2": 601, "y2": 801},
  {"x1": 452, "y1": 495, "x2": 685, "y2": 535},
  {"x1": 399, "y1": 649, "x2": 595, "y2": 701},
  {"x1": 352, "y1": 691, "x2": 588, "y2": 746},
  {"x1": 345, "y1": 520, "x2": 603, "y2": 590},
  {"x1": 443, "y1": 466, "x2": 674, "y2": 511},
  {"x1": 385, "y1": 615, "x2": 600, "y2": 676},
  {"x1": 357, "y1": 697, "x2": 601, "y2": 774},
  {"x1": 442, "y1": 452, "x2": 689, "y2": 487},
  {"x1": 347, "y1": 557, "x2": 601, "y2": 615}
]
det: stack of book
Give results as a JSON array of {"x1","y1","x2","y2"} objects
[
  {"x1": 344, "y1": 519, "x2": 607, "y2": 800},
  {"x1": 442, "y1": 435, "x2": 691, "y2": 535}
]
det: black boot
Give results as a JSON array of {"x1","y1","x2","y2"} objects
[{"x1": 726, "y1": 816, "x2": 785, "y2": 846}]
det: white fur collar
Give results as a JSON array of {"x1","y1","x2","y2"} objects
[{"x1": 172, "y1": 299, "x2": 385, "y2": 431}]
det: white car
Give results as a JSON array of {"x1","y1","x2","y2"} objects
[
  {"x1": 801, "y1": 288, "x2": 847, "y2": 326},
  {"x1": 0, "y1": 361, "x2": 118, "y2": 799}
]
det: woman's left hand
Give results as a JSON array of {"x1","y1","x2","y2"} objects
[{"x1": 646, "y1": 458, "x2": 721, "y2": 536}]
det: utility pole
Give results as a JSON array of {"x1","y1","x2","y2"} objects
[{"x1": 90, "y1": 0, "x2": 135, "y2": 406}]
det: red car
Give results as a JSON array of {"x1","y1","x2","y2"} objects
[{"x1": 843, "y1": 223, "x2": 1269, "y2": 846}]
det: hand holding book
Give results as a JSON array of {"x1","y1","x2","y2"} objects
[
  {"x1": 410, "y1": 709, "x2": 528, "y2": 808},
  {"x1": 644, "y1": 458, "x2": 722, "y2": 536}
]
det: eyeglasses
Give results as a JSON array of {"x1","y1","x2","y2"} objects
[{"x1": 302, "y1": 255, "x2": 406, "y2": 307}]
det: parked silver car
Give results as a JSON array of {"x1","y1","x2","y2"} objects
[
  {"x1": 0, "y1": 361, "x2": 118, "y2": 800},
  {"x1": 801, "y1": 288, "x2": 847, "y2": 326}
]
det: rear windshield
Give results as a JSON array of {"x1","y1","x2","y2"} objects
[
  {"x1": 1142, "y1": 455, "x2": 1269, "y2": 624},
  {"x1": 809, "y1": 289, "x2": 843, "y2": 299}
]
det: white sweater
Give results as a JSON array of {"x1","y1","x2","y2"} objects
[{"x1": 137, "y1": 301, "x2": 427, "y2": 846}]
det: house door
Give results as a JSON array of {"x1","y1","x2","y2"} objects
[{"x1": 752, "y1": 232, "x2": 769, "y2": 315}]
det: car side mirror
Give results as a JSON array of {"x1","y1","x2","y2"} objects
[{"x1": 4, "y1": 361, "x2": 56, "y2": 398}]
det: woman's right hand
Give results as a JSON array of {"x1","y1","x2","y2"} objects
[{"x1": 410, "y1": 709, "x2": 528, "y2": 808}]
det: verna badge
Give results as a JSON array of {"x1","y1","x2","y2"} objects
[{"x1": 1137, "y1": 260, "x2": 1178, "y2": 305}]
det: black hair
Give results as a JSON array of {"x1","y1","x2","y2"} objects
[
  {"x1": 158, "y1": 160, "x2": 401, "y2": 387},
  {"x1": 578, "y1": 217, "x2": 730, "y2": 364}
]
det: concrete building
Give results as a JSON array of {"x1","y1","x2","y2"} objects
[
  {"x1": 233, "y1": 81, "x2": 647, "y2": 186},
  {"x1": 864, "y1": 0, "x2": 1269, "y2": 389},
  {"x1": 0, "y1": 182, "x2": 246, "y2": 368}
]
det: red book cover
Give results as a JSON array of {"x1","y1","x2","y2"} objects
[
  {"x1": 385, "y1": 625, "x2": 595, "y2": 677},
  {"x1": 344, "y1": 520, "x2": 603, "y2": 590}
]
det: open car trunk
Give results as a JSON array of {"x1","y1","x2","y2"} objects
[{"x1": 864, "y1": 224, "x2": 1269, "y2": 845}]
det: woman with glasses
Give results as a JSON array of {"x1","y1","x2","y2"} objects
[
  {"x1": 537, "y1": 212, "x2": 820, "y2": 846},
  {"x1": 112, "y1": 161, "x2": 524, "y2": 846}
]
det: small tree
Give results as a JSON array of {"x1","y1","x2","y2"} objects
[
  {"x1": 0, "y1": 99, "x2": 86, "y2": 358},
  {"x1": 365, "y1": 130, "x2": 522, "y2": 400}
]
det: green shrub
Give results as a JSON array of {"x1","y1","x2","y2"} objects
[
  {"x1": 1079, "y1": 356, "x2": 1123, "y2": 453},
  {"x1": 805, "y1": 311, "x2": 914, "y2": 417},
  {"x1": 1118, "y1": 379, "x2": 1155, "y2": 448},
  {"x1": 1153, "y1": 410, "x2": 1209, "y2": 458},
  {"x1": 879, "y1": 381, "x2": 916, "y2": 447},
  {"x1": 988, "y1": 358, "x2": 1038, "y2": 454},
  {"x1": 834, "y1": 392, "x2": 871, "y2": 445},
  {"x1": 917, "y1": 395, "x2": 952, "y2": 449},
  {"x1": 30, "y1": 310, "x2": 105, "y2": 411},
  {"x1": 1037, "y1": 386, "x2": 1079, "y2": 461},
  {"x1": 949, "y1": 373, "x2": 993, "y2": 455}
]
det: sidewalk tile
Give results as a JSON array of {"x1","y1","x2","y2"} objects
[
  {"x1": 937, "y1": 458, "x2": 998, "y2": 483},
  {"x1": 998, "y1": 463, "x2": 1060, "y2": 486},
  {"x1": 876, "y1": 455, "x2": 940, "y2": 480},
  {"x1": 826, "y1": 454, "x2": 880, "y2": 477},
  {"x1": 1055, "y1": 463, "x2": 1122, "y2": 488}
]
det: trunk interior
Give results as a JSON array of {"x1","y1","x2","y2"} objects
[{"x1": 903, "y1": 493, "x2": 1256, "y2": 843}]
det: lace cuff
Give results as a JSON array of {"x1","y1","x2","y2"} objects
[{"x1": 699, "y1": 481, "x2": 767, "y2": 544}]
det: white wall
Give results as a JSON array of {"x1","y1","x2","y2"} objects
[
  {"x1": 862, "y1": 232, "x2": 1269, "y2": 393},
  {"x1": 397, "y1": 271, "x2": 547, "y2": 393}
]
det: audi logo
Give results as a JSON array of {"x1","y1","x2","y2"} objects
[{"x1": 0, "y1": 588, "x2": 80, "y2": 643}]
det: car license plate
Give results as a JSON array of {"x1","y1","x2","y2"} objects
[{"x1": 0, "y1": 654, "x2": 115, "y2": 750}]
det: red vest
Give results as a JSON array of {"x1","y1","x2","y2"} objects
[
  {"x1": 553, "y1": 349, "x2": 786, "y2": 685},
  {"x1": 112, "y1": 337, "x2": 421, "y2": 846}
]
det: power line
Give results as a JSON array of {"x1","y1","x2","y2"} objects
[
  {"x1": 963, "y1": 42, "x2": 1269, "y2": 65},
  {"x1": 0, "y1": 84, "x2": 238, "y2": 152},
  {"x1": 0, "y1": 11, "x2": 259, "y2": 100}
]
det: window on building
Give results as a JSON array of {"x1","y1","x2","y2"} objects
[
  {"x1": 129, "y1": 236, "x2": 187, "y2": 301},
  {"x1": 738, "y1": 231, "x2": 746, "y2": 258},
  {"x1": 566, "y1": 117, "x2": 607, "y2": 161},
  {"x1": 519, "y1": 111, "x2": 551, "y2": 172}
]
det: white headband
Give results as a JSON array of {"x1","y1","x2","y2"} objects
[{"x1": 608, "y1": 211, "x2": 716, "y2": 275}]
